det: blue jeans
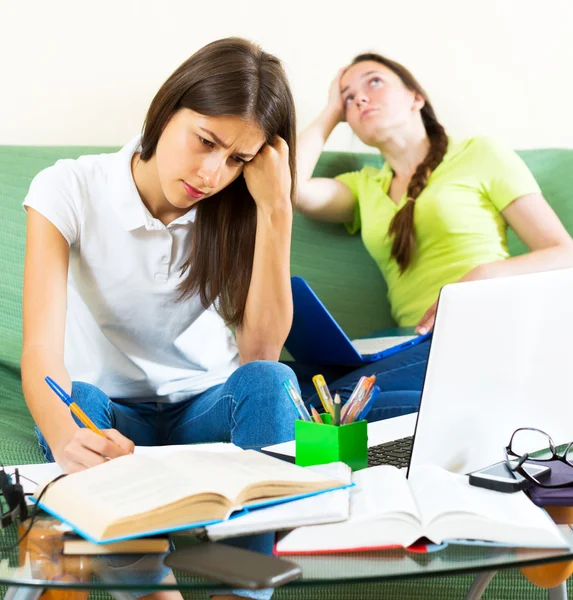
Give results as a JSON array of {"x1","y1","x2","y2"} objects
[
  {"x1": 36, "y1": 360, "x2": 299, "y2": 600},
  {"x1": 287, "y1": 339, "x2": 431, "y2": 422}
]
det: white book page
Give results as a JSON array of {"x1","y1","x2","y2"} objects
[
  {"x1": 165, "y1": 449, "x2": 342, "y2": 505},
  {"x1": 12, "y1": 443, "x2": 242, "y2": 495},
  {"x1": 275, "y1": 465, "x2": 422, "y2": 553},
  {"x1": 134, "y1": 442, "x2": 243, "y2": 458},
  {"x1": 409, "y1": 465, "x2": 565, "y2": 545},
  {"x1": 38, "y1": 454, "x2": 228, "y2": 522},
  {"x1": 350, "y1": 465, "x2": 420, "y2": 524},
  {"x1": 351, "y1": 336, "x2": 416, "y2": 356},
  {"x1": 409, "y1": 465, "x2": 498, "y2": 525},
  {"x1": 206, "y1": 462, "x2": 352, "y2": 540}
]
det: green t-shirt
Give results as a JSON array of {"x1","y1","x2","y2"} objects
[{"x1": 336, "y1": 137, "x2": 540, "y2": 326}]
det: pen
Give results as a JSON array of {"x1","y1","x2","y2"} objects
[
  {"x1": 343, "y1": 376, "x2": 376, "y2": 424},
  {"x1": 340, "y1": 376, "x2": 365, "y2": 423},
  {"x1": 309, "y1": 405, "x2": 323, "y2": 424},
  {"x1": 341, "y1": 376, "x2": 373, "y2": 424},
  {"x1": 348, "y1": 376, "x2": 376, "y2": 423},
  {"x1": 283, "y1": 380, "x2": 312, "y2": 422},
  {"x1": 356, "y1": 385, "x2": 379, "y2": 421},
  {"x1": 45, "y1": 376, "x2": 105, "y2": 437},
  {"x1": 312, "y1": 374, "x2": 334, "y2": 417},
  {"x1": 333, "y1": 393, "x2": 341, "y2": 427}
]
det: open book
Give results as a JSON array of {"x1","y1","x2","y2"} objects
[
  {"x1": 12, "y1": 443, "x2": 244, "y2": 496},
  {"x1": 276, "y1": 465, "x2": 568, "y2": 554},
  {"x1": 204, "y1": 462, "x2": 351, "y2": 541},
  {"x1": 34, "y1": 449, "x2": 347, "y2": 544}
]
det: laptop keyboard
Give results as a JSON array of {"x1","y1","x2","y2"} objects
[
  {"x1": 351, "y1": 336, "x2": 416, "y2": 356},
  {"x1": 368, "y1": 436, "x2": 413, "y2": 468}
]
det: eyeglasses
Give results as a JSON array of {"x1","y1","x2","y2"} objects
[{"x1": 505, "y1": 427, "x2": 573, "y2": 489}]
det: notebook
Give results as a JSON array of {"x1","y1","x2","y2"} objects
[
  {"x1": 32, "y1": 448, "x2": 349, "y2": 544},
  {"x1": 275, "y1": 464, "x2": 569, "y2": 554},
  {"x1": 285, "y1": 276, "x2": 431, "y2": 365}
]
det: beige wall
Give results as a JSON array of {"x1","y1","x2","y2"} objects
[{"x1": 1, "y1": 0, "x2": 572, "y2": 150}]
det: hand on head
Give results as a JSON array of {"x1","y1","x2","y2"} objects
[
  {"x1": 326, "y1": 67, "x2": 347, "y2": 124},
  {"x1": 243, "y1": 136, "x2": 292, "y2": 213}
]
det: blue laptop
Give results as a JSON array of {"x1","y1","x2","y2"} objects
[{"x1": 285, "y1": 277, "x2": 432, "y2": 366}]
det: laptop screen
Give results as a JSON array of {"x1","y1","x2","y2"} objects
[{"x1": 407, "y1": 269, "x2": 573, "y2": 476}]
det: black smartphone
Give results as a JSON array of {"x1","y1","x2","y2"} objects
[
  {"x1": 164, "y1": 541, "x2": 302, "y2": 589},
  {"x1": 468, "y1": 460, "x2": 552, "y2": 493}
]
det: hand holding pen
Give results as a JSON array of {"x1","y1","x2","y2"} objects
[{"x1": 45, "y1": 377, "x2": 134, "y2": 473}]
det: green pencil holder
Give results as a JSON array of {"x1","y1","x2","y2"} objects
[{"x1": 295, "y1": 414, "x2": 368, "y2": 471}]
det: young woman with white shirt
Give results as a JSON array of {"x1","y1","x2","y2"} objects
[{"x1": 21, "y1": 37, "x2": 299, "y2": 600}]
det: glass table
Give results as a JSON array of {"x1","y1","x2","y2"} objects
[{"x1": 1, "y1": 516, "x2": 572, "y2": 600}]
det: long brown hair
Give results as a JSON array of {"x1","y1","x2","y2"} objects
[
  {"x1": 140, "y1": 38, "x2": 296, "y2": 326},
  {"x1": 351, "y1": 53, "x2": 448, "y2": 272}
]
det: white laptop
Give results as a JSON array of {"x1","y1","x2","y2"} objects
[{"x1": 264, "y1": 268, "x2": 573, "y2": 475}]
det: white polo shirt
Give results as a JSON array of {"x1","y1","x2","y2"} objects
[{"x1": 23, "y1": 136, "x2": 240, "y2": 402}]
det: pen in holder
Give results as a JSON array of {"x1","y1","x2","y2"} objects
[{"x1": 295, "y1": 413, "x2": 368, "y2": 471}]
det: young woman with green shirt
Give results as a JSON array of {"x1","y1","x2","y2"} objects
[{"x1": 294, "y1": 52, "x2": 573, "y2": 420}]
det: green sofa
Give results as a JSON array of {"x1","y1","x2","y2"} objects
[{"x1": 1, "y1": 145, "x2": 572, "y2": 599}]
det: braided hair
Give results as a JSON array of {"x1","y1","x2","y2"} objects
[{"x1": 351, "y1": 54, "x2": 449, "y2": 272}]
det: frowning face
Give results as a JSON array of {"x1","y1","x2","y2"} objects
[{"x1": 156, "y1": 108, "x2": 266, "y2": 209}]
